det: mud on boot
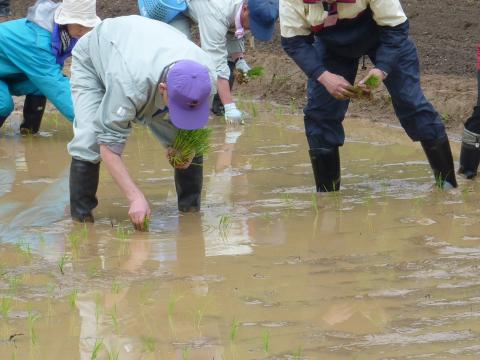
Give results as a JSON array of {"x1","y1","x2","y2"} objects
[
  {"x1": 309, "y1": 147, "x2": 341, "y2": 192},
  {"x1": 20, "y1": 95, "x2": 46, "y2": 135},
  {"x1": 175, "y1": 156, "x2": 203, "y2": 213},
  {"x1": 421, "y1": 136, "x2": 458, "y2": 189},
  {"x1": 70, "y1": 158, "x2": 100, "y2": 222}
]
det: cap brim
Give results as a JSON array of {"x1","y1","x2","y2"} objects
[
  {"x1": 54, "y1": 8, "x2": 101, "y2": 28},
  {"x1": 168, "y1": 100, "x2": 210, "y2": 130},
  {"x1": 249, "y1": 17, "x2": 275, "y2": 41}
]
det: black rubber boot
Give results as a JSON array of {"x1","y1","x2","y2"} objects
[
  {"x1": 70, "y1": 158, "x2": 100, "y2": 222},
  {"x1": 174, "y1": 156, "x2": 203, "y2": 212},
  {"x1": 459, "y1": 143, "x2": 480, "y2": 179},
  {"x1": 421, "y1": 137, "x2": 458, "y2": 189},
  {"x1": 0, "y1": 116, "x2": 6, "y2": 128},
  {"x1": 309, "y1": 147, "x2": 341, "y2": 192},
  {"x1": 20, "y1": 95, "x2": 46, "y2": 135},
  {"x1": 211, "y1": 61, "x2": 236, "y2": 116}
]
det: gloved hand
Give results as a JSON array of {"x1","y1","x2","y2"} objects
[
  {"x1": 224, "y1": 103, "x2": 244, "y2": 124},
  {"x1": 235, "y1": 58, "x2": 251, "y2": 74}
]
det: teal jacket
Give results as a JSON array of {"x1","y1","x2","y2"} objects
[{"x1": 0, "y1": 17, "x2": 74, "y2": 121}]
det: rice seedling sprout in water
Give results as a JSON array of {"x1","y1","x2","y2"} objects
[
  {"x1": 110, "y1": 305, "x2": 119, "y2": 333},
  {"x1": 230, "y1": 319, "x2": 240, "y2": 342},
  {"x1": 169, "y1": 128, "x2": 212, "y2": 168},
  {"x1": 69, "y1": 289, "x2": 78, "y2": 310},
  {"x1": 107, "y1": 349, "x2": 120, "y2": 360},
  {"x1": 91, "y1": 338, "x2": 103, "y2": 360},
  {"x1": 27, "y1": 310, "x2": 39, "y2": 345},
  {"x1": 262, "y1": 329, "x2": 270, "y2": 354}
]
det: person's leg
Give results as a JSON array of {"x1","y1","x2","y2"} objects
[
  {"x1": 304, "y1": 49, "x2": 359, "y2": 192},
  {"x1": 0, "y1": 0, "x2": 10, "y2": 17},
  {"x1": 0, "y1": 80, "x2": 14, "y2": 128},
  {"x1": 67, "y1": 44, "x2": 105, "y2": 222},
  {"x1": 9, "y1": 79, "x2": 46, "y2": 134},
  {"x1": 174, "y1": 156, "x2": 203, "y2": 212},
  {"x1": 458, "y1": 48, "x2": 480, "y2": 179},
  {"x1": 376, "y1": 39, "x2": 457, "y2": 188}
]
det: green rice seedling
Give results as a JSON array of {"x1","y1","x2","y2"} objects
[
  {"x1": 88, "y1": 265, "x2": 99, "y2": 278},
  {"x1": 230, "y1": 319, "x2": 240, "y2": 342},
  {"x1": 141, "y1": 336, "x2": 156, "y2": 352},
  {"x1": 91, "y1": 338, "x2": 103, "y2": 360},
  {"x1": 110, "y1": 305, "x2": 119, "y2": 333},
  {"x1": 27, "y1": 310, "x2": 39, "y2": 345},
  {"x1": 170, "y1": 128, "x2": 212, "y2": 168},
  {"x1": 251, "y1": 103, "x2": 258, "y2": 118},
  {"x1": 69, "y1": 289, "x2": 78, "y2": 310},
  {"x1": 247, "y1": 66, "x2": 264, "y2": 78},
  {"x1": 17, "y1": 239, "x2": 32, "y2": 261},
  {"x1": 58, "y1": 254, "x2": 68, "y2": 275},
  {"x1": 353, "y1": 74, "x2": 381, "y2": 98},
  {"x1": 182, "y1": 347, "x2": 191, "y2": 360},
  {"x1": 68, "y1": 232, "x2": 81, "y2": 252},
  {"x1": 289, "y1": 97, "x2": 297, "y2": 114},
  {"x1": 8, "y1": 275, "x2": 23, "y2": 294},
  {"x1": 143, "y1": 217, "x2": 150, "y2": 232},
  {"x1": 111, "y1": 281, "x2": 122, "y2": 294},
  {"x1": 262, "y1": 329, "x2": 270, "y2": 354},
  {"x1": 292, "y1": 346, "x2": 303, "y2": 359},
  {"x1": 80, "y1": 223, "x2": 88, "y2": 240},
  {"x1": 218, "y1": 214, "x2": 232, "y2": 233},
  {"x1": 0, "y1": 297, "x2": 12, "y2": 319},
  {"x1": 107, "y1": 349, "x2": 120, "y2": 360}
]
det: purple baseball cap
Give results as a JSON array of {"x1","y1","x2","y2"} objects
[{"x1": 166, "y1": 60, "x2": 212, "y2": 130}]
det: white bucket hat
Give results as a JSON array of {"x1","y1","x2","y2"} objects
[{"x1": 54, "y1": 0, "x2": 101, "y2": 28}]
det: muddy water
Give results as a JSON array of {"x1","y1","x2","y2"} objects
[{"x1": 0, "y1": 109, "x2": 479, "y2": 359}]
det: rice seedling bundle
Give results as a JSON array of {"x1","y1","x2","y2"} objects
[{"x1": 169, "y1": 128, "x2": 212, "y2": 167}]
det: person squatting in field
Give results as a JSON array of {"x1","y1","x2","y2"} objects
[
  {"x1": 458, "y1": 45, "x2": 480, "y2": 180},
  {"x1": 67, "y1": 15, "x2": 216, "y2": 230},
  {"x1": 280, "y1": 0, "x2": 458, "y2": 191},
  {"x1": 0, "y1": 0, "x2": 99, "y2": 134},
  {"x1": 140, "y1": 0, "x2": 278, "y2": 124}
]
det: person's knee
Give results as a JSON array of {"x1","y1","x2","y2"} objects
[{"x1": 0, "y1": 96, "x2": 14, "y2": 118}]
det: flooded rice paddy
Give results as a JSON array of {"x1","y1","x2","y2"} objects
[{"x1": 1, "y1": 106, "x2": 480, "y2": 359}]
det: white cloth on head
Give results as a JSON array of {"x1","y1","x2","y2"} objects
[{"x1": 54, "y1": 0, "x2": 101, "y2": 28}]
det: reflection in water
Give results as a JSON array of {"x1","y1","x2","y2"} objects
[{"x1": 2, "y1": 112, "x2": 480, "y2": 359}]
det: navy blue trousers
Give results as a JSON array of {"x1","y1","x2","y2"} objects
[{"x1": 304, "y1": 37, "x2": 447, "y2": 149}]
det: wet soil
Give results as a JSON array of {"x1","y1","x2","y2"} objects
[
  {"x1": 2, "y1": 111, "x2": 480, "y2": 358},
  {"x1": 7, "y1": 0, "x2": 479, "y2": 131}
]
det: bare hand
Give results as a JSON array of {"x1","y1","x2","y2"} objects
[
  {"x1": 358, "y1": 68, "x2": 386, "y2": 96},
  {"x1": 128, "y1": 195, "x2": 151, "y2": 231},
  {"x1": 166, "y1": 147, "x2": 194, "y2": 169},
  {"x1": 318, "y1": 71, "x2": 356, "y2": 100}
]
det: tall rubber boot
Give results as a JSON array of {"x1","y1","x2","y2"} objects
[
  {"x1": 309, "y1": 147, "x2": 341, "y2": 192},
  {"x1": 211, "y1": 61, "x2": 236, "y2": 116},
  {"x1": 421, "y1": 137, "x2": 458, "y2": 189},
  {"x1": 20, "y1": 95, "x2": 46, "y2": 135},
  {"x1": 0, "y1": 116, "x2": 6, "y2": 128},
  {"x1": 70, "y1": 158, "x2": 100, "y2": 222},
  {"x1": 459, "y1": 127, "x2": 480, "y2": 179},
  {"x1": 174, "y1": 156, "x2": 203, "y2": 212}
]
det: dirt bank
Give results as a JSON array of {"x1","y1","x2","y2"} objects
[{"x1": 9, "y1": 0, "x2": 479, "y2": 131}]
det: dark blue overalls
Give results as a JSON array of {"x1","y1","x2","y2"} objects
[{"x1": 282, "y1": 4, "x2": 457, "y2": 191}]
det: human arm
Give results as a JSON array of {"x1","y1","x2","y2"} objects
[
  {"x1": 3, "y1": 24, "x2": 75, "y2": 121},
  {"x1": 100, "y1": 144, "x2": 151, "y2": 231}
]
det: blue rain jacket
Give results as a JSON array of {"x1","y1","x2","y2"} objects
[{"x1": 0, "y1": 18, "x2": 74, "y2": 121}]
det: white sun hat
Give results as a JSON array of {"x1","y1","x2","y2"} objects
[{"x1": 54, "y1": 0, "x2": 101, "y2": 28}]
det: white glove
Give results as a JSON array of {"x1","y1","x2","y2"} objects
[
  {"x1": 225, "y1": 127, "x2": 243, "y2": 144},
  {"x1": 235, "y1": 58, "x2": 251, "y2": 74},
  {"x1": 224, "y1": 103, "x2": 244, "y2": 124}
]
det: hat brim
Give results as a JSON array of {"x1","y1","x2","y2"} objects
[
  {"x1": 168, "y1": 99, "x2": 210, "y2": 131},
  {"x1": 54, "y1": 7, "x2": 101, "y2": 28},
  {"x1": 249, "y1": 16, "x2": 275, "y2": 41}
]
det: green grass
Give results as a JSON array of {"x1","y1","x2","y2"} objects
[{"x1": 170, "y1": 128, "x2": 212, "y2": 167}]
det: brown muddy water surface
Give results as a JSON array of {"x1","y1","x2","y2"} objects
[{"x1": 1, "y1": 108, "x2": 480, "y2": 359}]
